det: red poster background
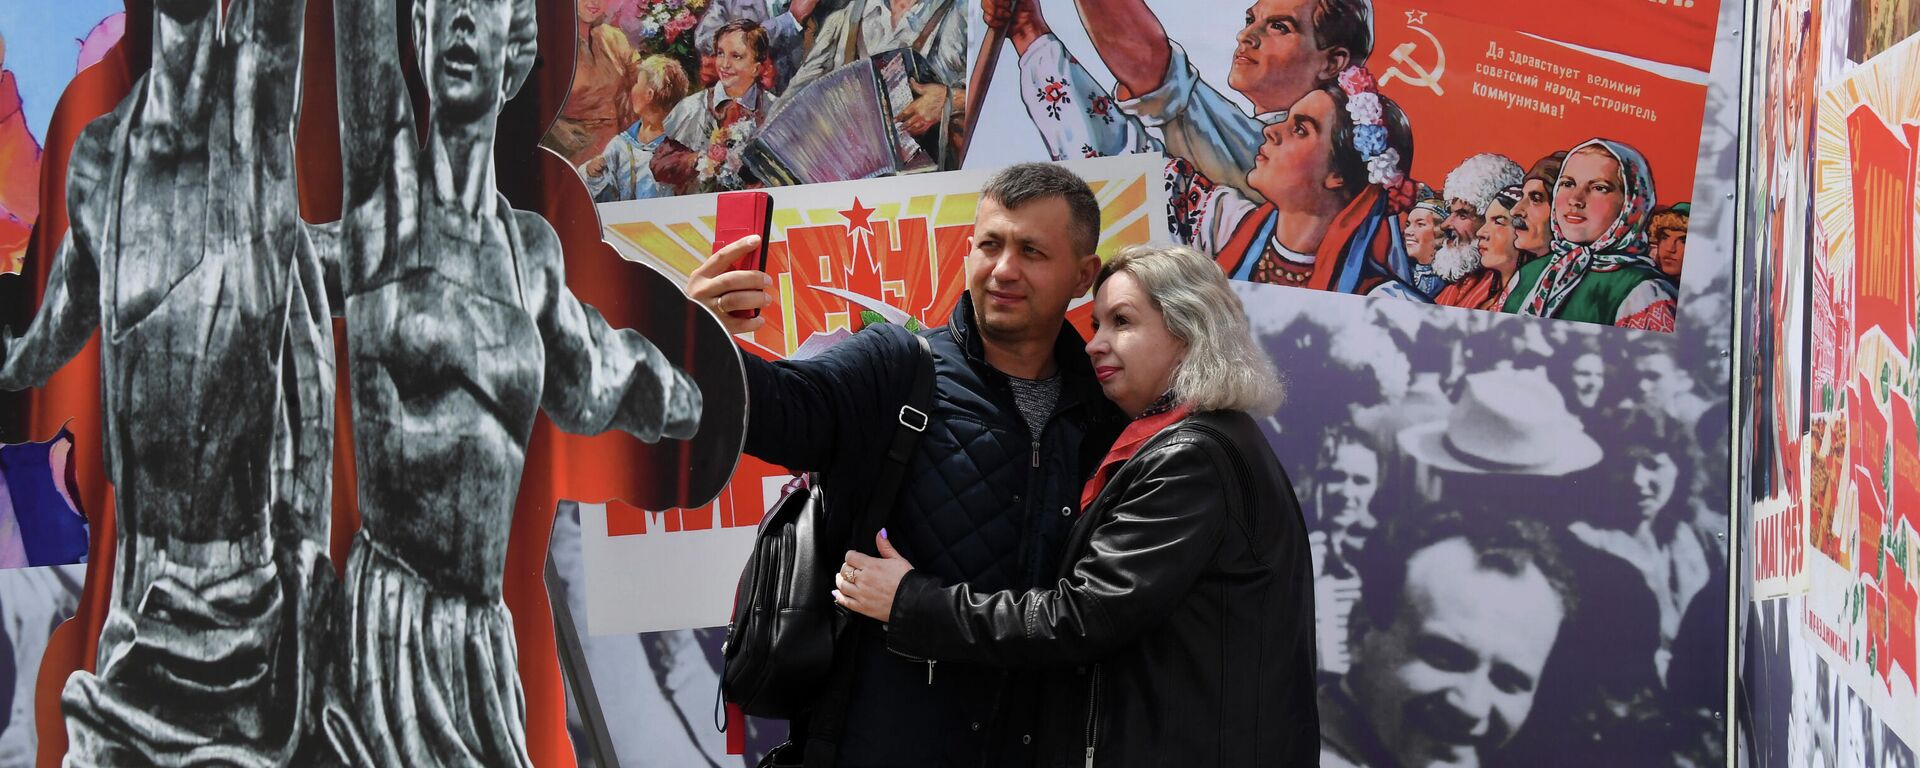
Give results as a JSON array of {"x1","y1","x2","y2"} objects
[
  {"x1": 1374, "y1": 1, "x2": 1709, "y2": 208},
  {"x1": 1418, "y1": 0, "x2": 1719, "y2": 72}
]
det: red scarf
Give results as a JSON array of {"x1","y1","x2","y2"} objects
[{"x1": 1079, "y1": 404, "x2": 1193, "y2": 513}]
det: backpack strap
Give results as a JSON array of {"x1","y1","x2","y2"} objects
[
  {"x1": 853, "y1": 333, "x2": 934, "y2": 552},
  {"x1": 798, "y1": 332, "x2": 935, "y2": 768}
]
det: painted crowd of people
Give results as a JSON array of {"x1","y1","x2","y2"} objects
[
  {"x1": 989, "y1": 0, "x2": 1693, "y2": 332},
  {"x1": 550, "y1": 0, "x2": 968, "y2": 200}
]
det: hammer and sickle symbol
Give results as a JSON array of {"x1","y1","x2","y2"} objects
[{"x1": 1380, "y1": 25, "x2": 1446, "y2": 96}]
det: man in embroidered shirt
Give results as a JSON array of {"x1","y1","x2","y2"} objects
[{"x1": 987, "y1": 0, "x2": 1373, "y2": 200}]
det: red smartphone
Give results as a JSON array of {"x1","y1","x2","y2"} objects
[{"x1": 714, "y1": 191, "x2": 774, "y2": 319}]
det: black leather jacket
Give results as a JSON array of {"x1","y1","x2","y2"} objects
[{"x1": 886, "y1": 409, "x2": 1320, "y2": 767}]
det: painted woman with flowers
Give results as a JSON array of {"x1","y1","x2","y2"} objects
[
  {"x1": 663, "y1": 18, "x2": 776, "y2": 191},
  {"x1": 1501, "y1": 138, "x2": 1677, "y2": 331},
  {"x1": 1170, "y1": 67, "x2": 1427, "y2": 298}
]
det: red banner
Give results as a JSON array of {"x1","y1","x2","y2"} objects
[
  {"x1": 1846, "y1": 107, "x2": 1917, "y2": 355},
  {"x1": 1374, "y1": 2, "x2": 1707, "y2": 210},
  {"x1": 1418, "y1": 0, "x2": 1719, "y2": 72}
]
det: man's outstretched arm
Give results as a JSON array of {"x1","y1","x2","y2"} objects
[{"x1": 1070, "y1": 0, "x2": 1172, "y2": 99}]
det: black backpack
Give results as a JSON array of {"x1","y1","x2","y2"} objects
[{"x1": 721, "y1": 333, "x2": 935, "y2": 718}]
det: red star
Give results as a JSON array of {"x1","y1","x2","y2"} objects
[{"x1": 840, "y1": 197, "x2": 876, "y2": 235}]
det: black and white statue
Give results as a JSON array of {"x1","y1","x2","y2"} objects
[
  {"x1": 2, "y1": 0, "x2": 714, "y2": 764},
  {"x1": 0, "y1": 0, "x2": 338, "y2": 764},
  {"x1": 320, "y1": 0, "x2": 705, "y2": 765}
]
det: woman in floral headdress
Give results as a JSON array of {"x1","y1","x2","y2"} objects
[
  {"x1": 1502, "y1": 138, "x2": 1677, "y2": 331},
  {"x1": 1169, "y1": 67, "x2": 1426, "y2": 298}
]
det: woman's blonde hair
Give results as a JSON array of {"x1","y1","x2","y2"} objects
[{"x1": 1096, "y1": 244, "x2": 1283, "y2": 414}]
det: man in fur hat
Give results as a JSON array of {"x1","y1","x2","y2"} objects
[{"x1": 1432, "y1": 154, "x2": 1523, "y2": 308}]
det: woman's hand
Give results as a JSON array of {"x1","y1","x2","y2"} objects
[{"x1": 834, "y1": 530, "x2": 914, "y2": 623}]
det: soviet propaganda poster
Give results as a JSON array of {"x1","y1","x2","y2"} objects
[
  {"x1": 1797, "y1": 31, "x2": 1920, "y2": 751},
  {"x1": 959, "y1": 0, "x2": 1717, "y2": 331}
]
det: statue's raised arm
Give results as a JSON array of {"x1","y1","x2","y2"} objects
[{"x1": 333, "y1": 0, "x2": 420, "y2": 286}]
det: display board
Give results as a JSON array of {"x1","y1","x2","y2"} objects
[
  {"x1": 565, "y1": 0, "x2": 1744, "y2": 765},
  {"x1": 0, "y1": 0, "x2": 1749, "y2": 766},
  {"x1": 1735, "y1": 0, "x2": 1920, "y2": 764}
]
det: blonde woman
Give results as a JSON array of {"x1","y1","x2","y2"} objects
[{"x1": 834, "y1": 245, "x2": 1318, "y2": 766}]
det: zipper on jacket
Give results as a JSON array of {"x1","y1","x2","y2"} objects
[
  {"x1": 1031, "y1": 440, "x2": 1040, "y2": 468},
  {"x1": 1084, "y1": 665, "x2": 1101, "y2": 767},
  {"x1": 926, "y1": 659, "x2": 937, "y2": 684}
]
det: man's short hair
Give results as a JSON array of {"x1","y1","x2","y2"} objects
[
  {"x1": 1315, "y1": 0, "x2": 1376, "y2": 68},
  {"x1": 1353, "y1": 506, "x2": 1579, "y2": 633},
  {"x1": 980, "y1": 163, "x2": 1102, "y2": 256}
]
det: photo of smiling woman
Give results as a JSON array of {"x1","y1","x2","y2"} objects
[{"x1": 831, "y1": 244, "x2": 1319, "y2": 767}]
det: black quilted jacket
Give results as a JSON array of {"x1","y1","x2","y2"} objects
[{"x1": 743, "y1": 296, "x2": 1125, "y2": 768}]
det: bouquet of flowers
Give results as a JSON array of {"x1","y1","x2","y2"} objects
[
  {"x1": 623, "y1": 0, "x2": 709, "y2": 64},
  {"x1": 697, "y1": 108, "x2": 757, "y2": 192}
]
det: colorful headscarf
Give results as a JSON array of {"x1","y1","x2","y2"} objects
[{"x1": 1520, "y1": 138, "x2": 1657, "y2": 318}]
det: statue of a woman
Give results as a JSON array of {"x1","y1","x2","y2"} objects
[{"x1": 324, "y1": 0, "x2": 704, "y2": 764}]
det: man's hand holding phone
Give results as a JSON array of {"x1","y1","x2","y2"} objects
[{"x1": 690, "y1": 238, "x2": 774, "y2": 336}]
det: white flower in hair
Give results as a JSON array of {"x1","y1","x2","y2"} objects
[
  {"x1": 1366, "y1": 148, "x2": 1402, "y2": 185},
  {"x1": 1345, "y1": 92, "x2": 1383, "y2": 126}
]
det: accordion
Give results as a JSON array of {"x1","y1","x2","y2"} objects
[{"x1": 743, "y1": 48, "x2": 944, "y2": 187}]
